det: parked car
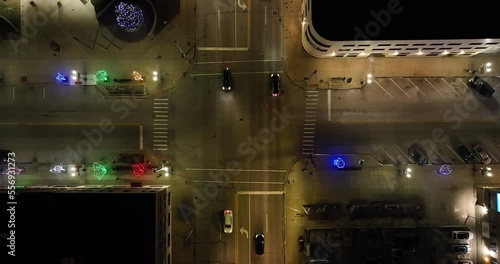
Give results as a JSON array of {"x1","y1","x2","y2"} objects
[
  {"x1": 222, "y1": 68, "x2": 232, "y2": 91},
  {"x1": 271, "y1": 73, "x2": 280, "y2": 97},
  {"x1": 254, "y1": 234, "x2": 265, "y2": 255},
  {"x1": 472, "y1": 144, "x2": 491, "y2": 164},
  {"x1": 468, "y1": 76, "x2": 495, "y2": 99},
  {"x1": 223, "y1": 210, "x2": 233, "y2": 233},
  {"x1": 452, "y1": 231, "x2": 473, "y2": 240},
  {"x1": 408, "y1": 144, "x2": 428, "y2": 166},
  {"x1": 456, "y1": 145, "x2": 476, "y2": 164},
  {"x1": 451, "y1": 244, "x2": 471, "y2": 254}
]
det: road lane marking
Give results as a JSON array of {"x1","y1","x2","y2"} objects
[
  {"x1": 406, "y1": 78, "x2": 428, "y2": 97},
  {"x1": 12, "y1": 86, "x2": 15, "y2": 99},
  {"x1": 139, "y1": 125, "x2": 143, "y2": 150},
  {"x1": 424, "y1": 78, "x2": 444, "y2": 97},
  {"x1": 0, "y1": 122, "x2": 141, "y2": 126},
  {"x1": 154, "y1": 119, "x2": 168, "y2": 122},
  {"x1": 447, "y1": 145, "x2": 465, "y2": 163},
  {"x1": 154, "y1": 144, "x2": 168, "y2": 147},
  {"x1": 153, "y1": 131, "x2": 168, "y2": 134},
  {"x1": 153, "y1": 148, "x2": 168, "y2": 151},
  {"x1": 372, "y1": 79, "x2": 393, "y2": 98},
  {"x1": 266, "y1": 213, "x2": 268, "y2": 233},
  {"x1": 430, "y1": 145, "x2": 447, "y2": 163},
  {"x1": 190, "y1": 71, "x2": 283, "y2": 76},
  {"x1": 237, "y1": 191, "x2": 284, "y2": 195},
  {"x1": 186, "y1": 168, "x2": 286, "y2": 173},
  {"x1": 192, "y1": 180, "x2": 284, "y2": 184},
  {"x1": 264, "y1": 5, "x2": 267, "y2": 24},
  {"x1": 249, "y1": 194, "x2": 251, "y2": 264},
  {"x1": 154, "y1": 136, "x2": 168, "y2": 138},
  {"x1": 378, "y1": 145, "x2": 396, "y2": 164},
  {"x1": 155, "y1": 115, "x2": 168, "y2": 117},
  {"x1": 217, "y1": 9, "x2": 220, "y2": 28},
  {"x1": 327, "y1": 120, "x2": 500, "y2": 124},
  {"x1": 328, "y1": 89, "x2": 331, "y2": 121},
  {"x1": 389, "y1": 78, "x2": 411, "y2": 98},
  {"x1": 154, "y1": 98, "x2": 169, "y2": 100},
  {"x1": 195, "y1": 59, "x2": 282, "y2": 65},
  {"x1": 441, "y1": 78, "x2": 462, "y2": 97}
]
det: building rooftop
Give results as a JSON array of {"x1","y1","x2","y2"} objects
[
  {"x1": 0, "y1": 187, "x2": 160, "y2": 264},
  {"x1": 311, "y1": 0, "x2": 500, "y2": 41}
]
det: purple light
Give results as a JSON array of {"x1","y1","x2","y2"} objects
[{"x1": 115, "y1": 2, "x2": 144, "y2": 32}]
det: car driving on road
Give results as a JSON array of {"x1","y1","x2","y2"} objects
[
  {"x1": 223, "y1": 210, "x2": 233, "y2": 233},
  {"x1": 222, "y1": 68, "x2": 232, "y2": 91},
  {"x1": 255, "y1": 234, "x2": 264, "y2": 255},
  {"x1": 271, "y1": 73, "x2": 280, "y2": 97}
]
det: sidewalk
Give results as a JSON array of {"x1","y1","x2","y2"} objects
[
  {"x1": 0, "y1": 0, "x2": 196, "y2": 97},
  {"x1": 283, "y1": 0, "x2": 500, "y2": 89}
]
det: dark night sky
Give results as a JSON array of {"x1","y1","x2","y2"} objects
[{"x1": 311, "y1": 0, "x2": 500, "y2": 41}]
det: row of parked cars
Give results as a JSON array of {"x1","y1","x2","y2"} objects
[
  {"x1": 449, "y1": 231, "x2": 474, "y2": 264},
  {"x1": 408, "y1": 143, "x2": 492, "y2": 165}
]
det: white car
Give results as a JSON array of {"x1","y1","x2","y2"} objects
[
  {"x1": 452, "y1": 231, "x2": 473, "y2": 240},
  {"x1": 223, "y1": 210, "x2": 233, "y2": 233},
  {"x1": 450, "y1": 261, "x2": 473, "y2": 264}
]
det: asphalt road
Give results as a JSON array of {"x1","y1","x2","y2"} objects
[{"x1": 236, "y1": 192, "x2": 284, "y2": 264}]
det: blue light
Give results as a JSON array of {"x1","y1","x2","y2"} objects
[
  {"x1": 497, "y1": 193, "x2": 500, "y2": 212},
  {"x1": 56, "y1": 72, "x2": 67, "y2": 82},
  {"x1": 333, "y1": 158, "x2": 345, "y2": 169},
  {"x1": 438, "y1": 164, "x2": 452, "y2": 175}
]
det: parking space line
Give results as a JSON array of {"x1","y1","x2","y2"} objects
[
  {"x1": 489, "y1": 151, "x2": 499, "y2": 163},
  {"x1": 406, "y1": 79, "x2": 428, "y2": 98},
  {"x1": 43, "y1": 86, "x2": 45, "y2": 99},
  {"x1": 447, "y1": 145, "x2": 465, "y2": 163},
  {"x1": 389, "y1": 78, "x2": 411, "y2": 98},
  {"x1": 378, "y1": 145, "x2": 397, "y2": 164},
  {"x1": 424, "y1": 78, "x2": 444, "y2": 97},
  {"x1": 440, "y1": 78, "x2": 462, "y2": 97},
  {"x1": 327, "y1": 90, "x2": 331, "y2": 121},
  {"x1": 430, "y1": 145, "x2": 447, "y2": 163},
  {"x1": 458, "y1": 78, "x2": 470, "y2": 89},
  {"x1": 372, "y1": 79, "x2": 394, "y2": 98},
  {"x1": 139, "y1": 125, "x2": 143, "y2": 150},
  {"x1": 217, "y1": 9, "x2": 220, "y2": 28},
  {"x1": 396, "y1": 145, "x2": 412, "y2": 162},
  {"x1": 12, "y1": 86, "x2": 15, "y2": 99}
]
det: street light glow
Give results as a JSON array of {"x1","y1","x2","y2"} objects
[{"x1": 486, "y1": 62, "x2": 492, "y2": 67}]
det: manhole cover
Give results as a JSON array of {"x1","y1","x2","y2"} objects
[
  {"x1": 272, "y1": 10, "x2": 278, "y2": 16},
  {"x1": 277, "y1": 17, "x2": 283, "y2": 23}
]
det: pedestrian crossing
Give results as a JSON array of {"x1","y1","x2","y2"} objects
[
  {"x1": 302, "y1": 90, "x2": 318, "y2": 155},
  {"x1": 153, "y1": 98, "x2": 169, "y2": 151}
]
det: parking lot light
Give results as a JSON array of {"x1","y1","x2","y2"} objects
[
  {"x1": 417, "y1": 50, "x2": 423, "y2": 55},
  {"x1": 480, "y1": 206, "x2": 488, "y2": 215},
  {"x1": 486, "y1": 62, "x2": 492, "y2": 67}
]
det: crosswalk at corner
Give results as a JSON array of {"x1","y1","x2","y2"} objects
[
  {"x1": 302, "y1": 90, "x2": 318, "y2": 155},
  {"x1": 153, "y1": 98, "x2": 169, "y2": 151}
]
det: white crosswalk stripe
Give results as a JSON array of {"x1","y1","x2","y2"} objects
[
  {"x1": 153, "y1": 98, "x2": 169, "y2": 151},
  {"x1": 302, "y1": 89, "x2": 319, "y2": 155}
]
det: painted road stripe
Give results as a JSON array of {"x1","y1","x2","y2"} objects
[
  {"x1": 154, "y1": 144, "x2": 168, "y2": 147},
  {"x1": 154, "y1": 127, "x2": 168, "y2": 130},
  {"x1": 154, "y1": 119, "x2": 168, "y2": 122},
  {"x1": 186, "y1": 168, "x2": 287, "y2": 173},
  {"x1": 154, "y1": 98, "x2": 169, "y2": 100},
  {"x1": 139, "y1": 125, "x2": 143, "y2": 150},
  {"x1": 153, "y1": 148, "x2": 168, "y2": 151},
  {"x1": 155, "y1": 115, "x2": 168, "y2": 117},
  {"x1": 328, "y1": 89, "x2": 331, "y2": 121},
  {"x1": 154, "y1": 136, "x2": 168, "y2": 138},
  {"x1": 153, "y1": 131, "x2": 168, "y2": 134}
]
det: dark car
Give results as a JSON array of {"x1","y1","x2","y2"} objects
[
  {"x1": 451, "y1": 244, "x2": 471, "y2": 254},
  {"x1": 0, "y1": 150, "x2": 13, "y2": 164},
  {"x1": 254, "y1": 234, "x2": 264, "y2": 256},
  {"x1": 222, "y1": 68, "x2": 232, "y2": 91},
  {"x1": 408, "y1": 144, "x2": 428, "y2": 166},
  {"x1": 456, "y1": 145, "x2": 476, "y2": 163},
  {"x1": 271, "y1": 73, "x2": 280, "y2": 97},
  {"x1": 468, "y1": 76, "x2": 495, "y2": 99}
]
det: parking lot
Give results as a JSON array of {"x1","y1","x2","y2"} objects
[{"x1": 364, "y1": 76, "x2": 500, "y2": 101}]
